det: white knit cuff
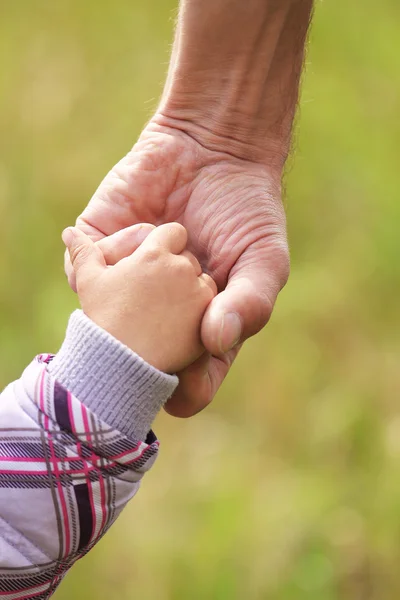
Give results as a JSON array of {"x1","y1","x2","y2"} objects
[{"x1": 47, "y1": 310, "x2": 178, "y2": 441}]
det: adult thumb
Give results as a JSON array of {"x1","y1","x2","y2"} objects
[
  {"x1": 62, "y1": 227, "x2": 105, "y2": 285},
  {"x1": 201, "y1": 260, "x2": 288, "y2": 356}
]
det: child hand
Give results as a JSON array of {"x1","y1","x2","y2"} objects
[{"x1": 62, "y1": 223, "x2": 217, "y2": 374}]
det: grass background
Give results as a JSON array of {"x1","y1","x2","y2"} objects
[{"x1": 1, "y1": 0, "x2": 400, "y2": 598}]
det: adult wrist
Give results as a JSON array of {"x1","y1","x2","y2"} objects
[
  {"x1": 150, "y1": 111, "x2": 287, "y2": 171},
  {"x1": 158, "y1": 0, "x2": 313, "y2": 166}
]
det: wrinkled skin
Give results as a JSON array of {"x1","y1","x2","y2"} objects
[{"x1": 66, "y1": 118, "x2": 290, "y2": 417}]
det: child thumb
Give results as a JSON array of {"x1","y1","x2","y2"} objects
[{"x1": 62, "y1": 227, "x2": 105, "y2": 282}]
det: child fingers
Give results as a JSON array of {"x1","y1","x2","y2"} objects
[
  {"x1": 140, "y1": 222, "x2": 188, "y2": 255},
  {"x1": 180, "y1": 250, "x2": 202, "y2": 276},
  {"x1": 199, "y1": 273, "x2": 218, "y2": 297},
  {"x1": 96, "y1": 224, "x2": 155, "y2": 265}
]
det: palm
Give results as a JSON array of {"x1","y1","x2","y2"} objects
[{"x1": 76, "y1": 120, "x2": 289, "y2": 416}]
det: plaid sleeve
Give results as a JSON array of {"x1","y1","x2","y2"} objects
[{"x1": 0, "y1": 355, "x2": 160, "y2": 599}]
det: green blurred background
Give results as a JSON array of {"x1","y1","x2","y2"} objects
[{"x1": 1, "y1": 0, "x2": 400, "y2": 598}]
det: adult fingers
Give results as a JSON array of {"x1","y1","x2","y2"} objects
[
  {"x1": 164, "y1": 346, "x2": 241, "y2": 418},
  {"x1": 65, "y1": 248, "x2": 78, "y2": 293},
  {"x1": 201, "y1": 244, "x2": 290, "y2": 356},
  {"x1": 96, "y1": 223, "x2": 156, "y2": 265},
  {"x1": 64, "y1": 220, "x2": 105, "y2": 293},
  {"x1": 139, "y1": 222, "x2": 188, "y2": 255},
  {"x1": 62, "y1": 227, "x2": 106, "y2": 289}
]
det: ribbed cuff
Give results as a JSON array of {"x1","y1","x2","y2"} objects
[{"x1": 47, "y1": 310, "x2": 178, "y2": 441}]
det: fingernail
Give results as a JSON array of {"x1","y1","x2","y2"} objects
[
  {"x1": 220, "y1": 312, "x2": 242, "y2": 353},
  {"x1": 61, "y1": 227, "x2": 74, "y2": 246}
]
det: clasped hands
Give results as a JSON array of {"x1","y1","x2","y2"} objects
[{"x1": 65, "y1": 119, "x2": 290, "y2": 418}]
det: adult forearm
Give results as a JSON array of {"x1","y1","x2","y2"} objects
[{"x1": 158, "y1": 0, "x2": 313, "y2": 166}]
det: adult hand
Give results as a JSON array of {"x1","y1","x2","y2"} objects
[
  {"x1": 65, "y1": 0, "x2": 313, "y2": 416},
  {"x1": 66, "y1": 117, "x2": 289, "y2": 417}
]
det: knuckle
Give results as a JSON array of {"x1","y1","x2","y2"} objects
[
  {"x1": 174, "y1": 255, "x2": 192, "y2": 274},
  {"x1": 258, "y1": 291, "x2": 274, "y2": 325},
  {"x1": 260, "y1": 235, "x2": 290, "y2": 291},
  {"x1": 143, "y1": 246, "x2": 162, "y2": 263},
  {"x1": 169, "y1": 222, "x2": 186, "y2": 236},
  {"x1": 181, "y1": 256, "x2": 194, "y2": 271},
  {"x1": 275, "y1": 240, "x2": 291, "y2": 289},
  {"x1": 70, "y1": 243, "x2": 90, "y2": 267},
  {"x1": 167, "y1": 222, "x2": 187, "y2": 243}
]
